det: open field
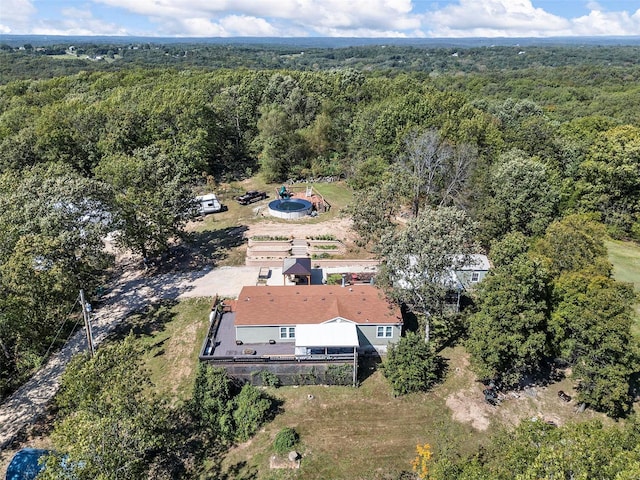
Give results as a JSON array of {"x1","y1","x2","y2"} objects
[{"x1": 606, "y1": 239, "x2": 640, "y2": 336}]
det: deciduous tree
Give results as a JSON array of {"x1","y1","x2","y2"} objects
[
  {"x1": 397, "y1": 128, "x2": 477, "y2": 216},
  {"x1": 43, "y1": 336, "x2": 169, "y2": 479},
  {"x1": 96, "y1": 148, "x2": 198, "y2": 259},
  {"x1": 378, "y1": 206, "x2": 477, "y2": 343},
  {"x1": 478, "y1": 150, "x2": 558, "y2": 240},
  {"x1": 577, "y1": 124, "x2": 640, "y2": 239},
  {"x1": 467, "y1": 248, "x2": 551, "y2": 386},
  {"x1": 550, "y1": 270, "x2": 637, "y2": 417}
]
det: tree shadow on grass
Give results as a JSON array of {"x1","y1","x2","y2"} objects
[
  {"x1": 186, "y1": 225, "x2": 249, "y2": 267},
  {"x1": 148, "y1": 225, "x2": 249, "y2": 274},
  {"x1": 218, "y1": 461, "x2": 258, "y2": 480},
  {"x1": 108, "y1": 299, "x2": 179, "y2": 343},
  {"x1": 358, "y1": 353, "x2": 382, "y2": 384}
]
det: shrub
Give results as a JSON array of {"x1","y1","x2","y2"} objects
[
  {"x1": 233, "y1": 384, "x2": 275, "y2": 442},
  {"x1": 274, "y1": 427, "x2": 299, "y2": 454},
  {"x1": 307, "y1": 234, "x2": 337, "y2": 240},
  {"x1": 260, "y1": 370, "x2": 281, "y2": 387},
  {"x1": 381, "y1": 332, "x2": 446, "y2": 396}
]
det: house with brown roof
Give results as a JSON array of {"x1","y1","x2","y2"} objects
[
  {"x1": 233, "y1": 285, "x2": 402, "y2": 355},
  {"x1": 199, "y1": 284, "x2": 402, "y2": 386}
]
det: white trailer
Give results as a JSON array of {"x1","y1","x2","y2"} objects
[{"x1": 196, "y1": 194, "x2": 223, "y2": 214}]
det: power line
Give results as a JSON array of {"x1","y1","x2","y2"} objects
[{"x1": 42, "y1": 296, "x2": 80, "y2": 361}]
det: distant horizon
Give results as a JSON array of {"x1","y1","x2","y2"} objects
[
  {"x1": 2, "y1": 33, "x2": 640, "y2": 49},
  {"x1": 2, "y1": 1, "x2": 639, "y2": 38}
]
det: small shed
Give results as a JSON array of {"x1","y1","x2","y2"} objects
[{"x1": 282, "y1": 257, "x2": 312, "y2": 285}]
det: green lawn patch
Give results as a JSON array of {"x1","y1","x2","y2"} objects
[
  {"x1": 312, "y1": 181, "x2": 354, "y2": 214},
  {"x1": 123, "y1": 297, "x2": 212, "y2": 404},
  {"x1": 220, "y1": 348, "x2": 488, "y2": 480},
  {"x1": 606, "y1": 239, "x2": 640, "y2": 290},
  {"x1": 606, "y1": 239, "x2": 640, "y2": 336}
]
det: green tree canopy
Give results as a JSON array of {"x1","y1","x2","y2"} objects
[
  {"x1": 467, "y1": 247, "x2": 551, "y2": 386},
  {"x1": 190, "y1": 364, "x2": 275, "y2": 444},
  {"x1": 478, "y1": 149, "x2": 558, "y2": 240},
  {"x1": 577, "y1": 124, "x2": 640, "y2": 239},
  {"x1": 95, "y1": 148, "x2": 198, "y2": 259},
  {"x1": 43, "y1": 336, "x2": 169, "y2": 479},
  {"x1": 0, "y1": 163, "x2": 112, "y2": 397},
  {"x1": 378, "y1": 206, "x2": 478, "y2": 343},
  {"x1": 431, "y1": 417, "x2": 640, "y2": 480},
  {"x1": 534, "y1": 213, "x2": 609, "y2": 277},
  {"x1": 382, "y1": 331, "x2": 445, "y2": 396},
  {"x1": 550, "y1": 270, "x2": 637, "y2": 417}
]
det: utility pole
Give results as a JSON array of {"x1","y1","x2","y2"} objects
[{"x1": 80, "y1": 289, "x2": 95, "y2": 356}]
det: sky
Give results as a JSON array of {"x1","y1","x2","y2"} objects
[{"x1": 1, "y1": 0, "x2": 639, "y2": 38}]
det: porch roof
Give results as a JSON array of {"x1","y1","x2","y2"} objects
[{"x1": 295, "y1": 323, "x2": 359, "y2": 348}]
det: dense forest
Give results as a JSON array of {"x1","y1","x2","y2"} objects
[{"x1": 1, "y1": 41, "x2": 639, "y2": 478}]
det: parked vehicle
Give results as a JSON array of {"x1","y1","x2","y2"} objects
[
  {"x1": 236, "y1": 190, "x2": 267, "y2": 205},
  {"x1": 196, "y1": 193, "x2": 225, "y2": 214},
  {"x1": 6, "y1": 449, "x2": 50, "y2": 480}
]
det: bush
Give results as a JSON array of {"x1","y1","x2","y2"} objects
[
  {"x1": 233, "y1": 384, "x2": 275, "y2": 442},
  {"x1": 381, "y1": 332, "x2": 446, "y2": 396},
  {"x1": 274, "y1": 427, "x2": 299, "y2": 454},
  {"x1": 260, "y1": 370, "x2": 281, "y2": 387}
]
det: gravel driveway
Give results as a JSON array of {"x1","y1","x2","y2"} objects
[{"x1": 0, "y1": 264, "x2": 259, "y2": 452}]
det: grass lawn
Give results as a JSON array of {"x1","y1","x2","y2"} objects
[
  {"x1": 606, "y1": 239, "x2": 640, "y2": 336},
  {"x1": 220, "y1": 365, "x2": 484, "y2": 480},
  {"x1": 217, "y1": 345, "x2": 604, "y2": 480},
  {"x1": 121, "y1": 297, "x2": 213, "y2": 404}
]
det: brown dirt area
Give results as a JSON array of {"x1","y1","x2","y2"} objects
[
  {"x1": 244, "y1": 216, "x2": 358, "y2": 244},
  {"x1": 442, "y1": 350, "x2": 607, "y2": 432}
]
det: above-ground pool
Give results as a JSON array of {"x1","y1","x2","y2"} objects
[{"x1": 268, "y1": 198, "x2": 313, "y2": 219}]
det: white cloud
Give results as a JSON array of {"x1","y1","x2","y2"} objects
[
  {"x1": 0, "y1": 0, "x2": 36, "y2": 33},
  {"x1": 571, "y1": 8, "x2": 640, "y2": 36},
  {"x1": 2, "y1": 0, "x2": 639, "y2": 37},
  {"x1": 422, "y1": 0, "x2": 640, "y2": 38},
  {"x1": 31, "y1": 7, "x2": 129, "y2": 36},
  {"x1": 94, "y1": 0, "x2": 421, "y2": 36},
  {"x1": 165, "y1": 15, "x2": 280, "y2": 37},
  {"x1": 219, "y1": 15, "x2": 279, "y2": 36},
  {"x1": 424, "y1": 0, "x2": 571, "y2": 37}
]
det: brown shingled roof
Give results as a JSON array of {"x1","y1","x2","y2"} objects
[{"x1": 233, "y1": 285, "x2": 401, "y2": 326}]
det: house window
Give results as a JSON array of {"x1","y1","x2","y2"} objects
[
  {"x1": 377, "y1": 326, "x2": 393, "y2": 338},
  {"x1": 471, "y1": 272, "x2": 480, "y2": 283},
  {"x1": 280, "y1": 327, "x2": 295, "y2": 339}
]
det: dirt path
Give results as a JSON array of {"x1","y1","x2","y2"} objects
[{"x1": 0, "y1": 263, "x2": 261, "y2": 454}]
